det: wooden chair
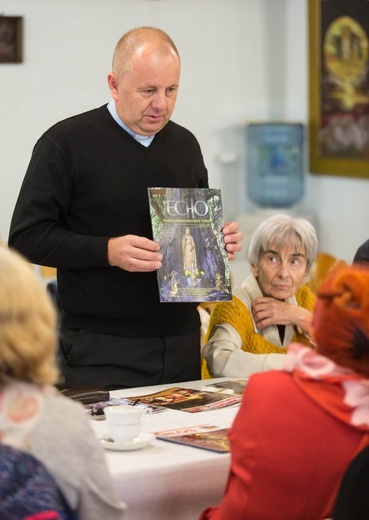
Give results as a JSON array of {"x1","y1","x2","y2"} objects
[
  {"x1": 198, "y1": 302, "x2": 218, "y2": 348},
  {"x1": 305, "y1": 252, "x2": 347, "y2": 295},
  {"x1": 40, "y1": 265, "x2": 57, "y2": 278}
]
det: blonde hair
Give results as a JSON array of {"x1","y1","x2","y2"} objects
[
  {"x1": 112, "y1": 26, "x2": 180, "y2": 76},
  {"x1": 0, "y1": 247, "x2": 58, "y2": 386}
]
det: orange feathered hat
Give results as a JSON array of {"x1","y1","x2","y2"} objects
[{"x1": 312, "y1": 264, "x2": 369, "y2": 377}]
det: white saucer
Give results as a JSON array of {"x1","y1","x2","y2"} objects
[{"x1": 98, "y1": 432, "x2": 155, "y2": 451}]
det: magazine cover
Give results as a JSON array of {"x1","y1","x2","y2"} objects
[
  {"x1": 156, "y1": 424, "x2": 230, "y2": 453},
  {"x1": 125, "y1": 386, "x2": 241, "y2": 413},
  {"x1": 148, "y1": 187, "x2": 232, "y2": 303}
]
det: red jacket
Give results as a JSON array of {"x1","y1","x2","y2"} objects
[{"x1": 199, "y1": 370, "x2": 368, "y2": 520}]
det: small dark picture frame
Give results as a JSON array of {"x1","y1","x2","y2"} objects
[{"x1": 0, "y1": 16, "x2": 23, "y2": 63}]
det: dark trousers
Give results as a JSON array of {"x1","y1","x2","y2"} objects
[{"x1": 59, "y1": 326, "x2": 201, "y2": 390}]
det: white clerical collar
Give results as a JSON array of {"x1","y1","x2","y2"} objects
[{"x1": 107, "y1": 100, "x2": 155, "y2": 147}]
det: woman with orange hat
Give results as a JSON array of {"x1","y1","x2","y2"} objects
[{"x1": 199, "y1": 264, "x2": 369, "y2": 520}]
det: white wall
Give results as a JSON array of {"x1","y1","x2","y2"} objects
[{"x1": 0, "y1": 0, "x2": 368, "y2": 270}]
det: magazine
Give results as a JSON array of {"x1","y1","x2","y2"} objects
[
  {"x1": 85, "y1": 397, "x2": 166, "y2": 420},
  {"x1": 125, "y1": 386, "x2": 242, "y2": 413},
  {"x1": 148, "y1": 187, "x2": 232, "y2": 303},
  {"x1": 202, "y1": 379, "x2": 248, "y2": 398},
  {"x1": 156, "y1": 424, "x2": 230, "y2": 453}
]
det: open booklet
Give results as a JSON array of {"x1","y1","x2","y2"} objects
[
  {"x1": 124, "y1": 386, "x2": 242, "y2": 413},
  {"x1": 156, "y1": 424, "x2": 230, "y2": 453}
]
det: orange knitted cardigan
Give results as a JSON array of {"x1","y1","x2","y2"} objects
[{"x1": 201, "y1": 285, "x2": 315, "y2": 379}]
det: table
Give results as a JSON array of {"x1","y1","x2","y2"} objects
[{"x1": 90, "y1": 378, "x2": 243, "y2": 520}]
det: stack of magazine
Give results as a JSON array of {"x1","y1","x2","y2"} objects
[
  {"x1": 86, "y1": 379, "x2": 247, "y2": 420},
  {"x1": 123, "y1": 384, "x2": 244, "y2": 413}
]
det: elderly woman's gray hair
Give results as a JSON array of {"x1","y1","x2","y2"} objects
[{"x1": 247, "y1": 214, "x2": 318, "y2": 272}]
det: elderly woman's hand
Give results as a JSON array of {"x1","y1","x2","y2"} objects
[{"x1": 252, "y1": 296, "x2": 312, "y2": 335}]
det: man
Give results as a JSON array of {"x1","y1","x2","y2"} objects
[{"x1": 9, "y1": 27, "x2": 242, "y2": 390}]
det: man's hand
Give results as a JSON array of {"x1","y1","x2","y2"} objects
[
  {"x1": 252, "y1": 296, "x2": 312, "y2": 335},
  {"x1": 222, "y1": 222, "x2": 243, "y2": 261},
  {"x1": 108, "y1": 235, "x2": 162, "y2": 272}
]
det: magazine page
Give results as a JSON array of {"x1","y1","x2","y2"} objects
[
  {"x1": 202, "y1": 379, "x2": 248, "y2": 398},
  {"x1": 148, "y1": 187, "x2": 232, "y2": 303},
  {"x1": 156, "y1": 424, "x2": 230, "y2": 453},
  {"x1": 125, "y1": 386, "x2": 241, "y2": 413}
]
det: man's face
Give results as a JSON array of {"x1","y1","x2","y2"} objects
[
  {"x1": 251, "y1": 242, "x2": 308, "y2": 300},
  {"x1": 108, "y1": 46, "x2": 180, "y2": 136}
]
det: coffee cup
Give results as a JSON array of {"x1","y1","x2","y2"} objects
[{"x1": 104, "y1": 405, "x2": 151, "y2": 442}]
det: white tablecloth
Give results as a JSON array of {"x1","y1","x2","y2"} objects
[{"x1": 90, "y1": 379, "x2": 242, "y2": 520}]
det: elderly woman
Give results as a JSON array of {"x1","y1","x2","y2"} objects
[
  {"x1": 202, "y1": 214, "x2": 318, "y2": 378},
  {"x1": 0, "y1": 247, "x2": 126, "y2": 520},
  {"x1": 200, "y1": 264, "x2": 369, "y2": 520}
]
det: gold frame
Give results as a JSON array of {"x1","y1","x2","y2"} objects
[
  {"x1": 0, "y1": 16, "x2": 23, "y2": 63},
  {"x1": 309, "y1": 0, "x2": 369, "y2": 178}
]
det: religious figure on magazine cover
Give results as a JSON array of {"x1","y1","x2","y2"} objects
[{"x1": 182, "y1": 227, "x2": 198, "y2": 276}]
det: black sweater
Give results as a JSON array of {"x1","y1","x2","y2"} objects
[{"x1": 9, "y1": 105, "x2": 209, "y2": 337}]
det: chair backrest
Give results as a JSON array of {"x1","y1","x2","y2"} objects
[
  {"x1": 0, "y1": 443, "x2": 77, "y2": 520},
  {"x1": 333, "y1": 445, "x2": 369, "y2": 520},
  {"x1": 305, "y1": 252, "x2": 347, "y2": 294}
]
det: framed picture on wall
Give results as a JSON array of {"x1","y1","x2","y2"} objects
[
  {"x1": 0, "y1": 16, "x2": 23, "y2": 63},
  {"x1": 309, "y1": 0, "x2": 369, "y2": 178}
]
